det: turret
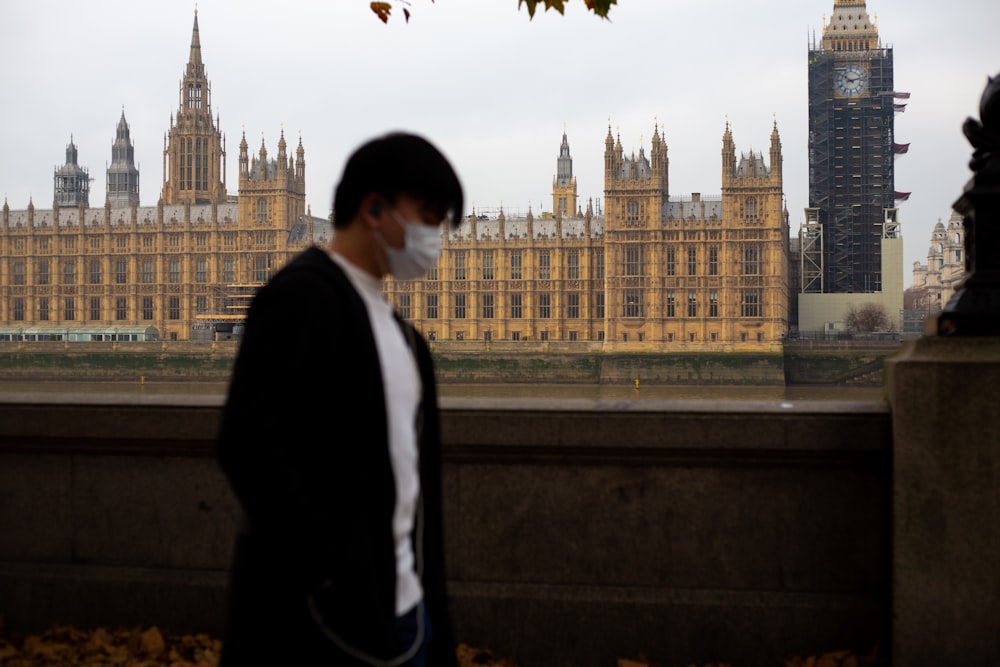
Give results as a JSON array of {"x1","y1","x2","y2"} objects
[
  {"x1": 769, "y1": 118, "x2": 783, "y2": 183},
  {"x1": 277, "y1": 129, "x2": 288, "y2": 173},
  {"x1": 552, "y1": 128, "x2": 577, "y2": 218},
  {"x1": 650, "y1": 122, "x2": 668, "y2": 194},
  {"x1": 239, "y1": 131, "x2": 249, "y2": 179},
  {"x1": 604, "y1": 124, "x2": 616, "y2": 187},
  {"x1": 722, "y1": 120, "x2": 736, "y2": 186},
  {"x1": 54, "y1": 135, "x2": 91, "y2": 208},
  {"x1": 295, "y1": 135, "x2": 305, "y2": 181},
  {"x1": 107, "y1": 109, "x2": 141, "y2": 208}
]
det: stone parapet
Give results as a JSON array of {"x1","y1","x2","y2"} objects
[{"x1": 0, "y1": 393, "x2": 890, "y2": 665}]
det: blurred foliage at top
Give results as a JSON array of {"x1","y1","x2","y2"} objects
[{"x1": 369, "y1": 0, "x2": 617, "y2": 23}]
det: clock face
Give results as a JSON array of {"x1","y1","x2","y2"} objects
[{"x1": 834, "y1": 63, "x2": 868, "y2": 97}]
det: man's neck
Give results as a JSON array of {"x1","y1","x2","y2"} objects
[{"x1": 329, "y1": 223, "x2": 385, "y2": 279}]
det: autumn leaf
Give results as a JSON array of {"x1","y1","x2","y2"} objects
[
  {"x1": 139, "y1": 626, "x2": 166, "y2": 657},
  {"x1": 520, "y1": 0, "x2": 615, "y2": 18},
  {"x1": 584, "y1": 0, "x2": 617, "y2": 16},
  {"x1": 374, "y1": 0, "x2": 615, "y2": 22},
  {"x1": 371, "y1": 2, "x2": 392, "y2": 23}
]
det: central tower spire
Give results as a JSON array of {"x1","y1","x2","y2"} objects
[
  {"x1": 188, "y1": 9, "x2": 203, "y2": 69},
  {"x1": 161, "y1": 9, "x2": 227, "y2": 205}
]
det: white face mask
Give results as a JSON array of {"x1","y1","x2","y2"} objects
[{"x1": 380, "y1": 211, "x2": 443, "y2": 280}]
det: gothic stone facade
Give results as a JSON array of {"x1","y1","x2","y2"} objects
[
  {"x1": 384, "y1": 122, "x2": 791, "y2": 352},
  {"x1": 2, "y1": 12, "x2": 789, "y2": 350},
  {"x1": 0, "y1": 13, "x2": 319, "y2": 342}
]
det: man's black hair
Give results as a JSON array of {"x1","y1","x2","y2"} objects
[{"x1": 332, "y1": 132, "x2": 464, "y2": 229}]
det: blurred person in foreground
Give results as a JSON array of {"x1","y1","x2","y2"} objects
[{"x1": 216, "y1": 131, "x2": 463, "y2": 667}]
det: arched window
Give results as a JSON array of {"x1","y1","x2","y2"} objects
[{"x1": 625, "y1": 199, "x2": 640, "y2": 226}]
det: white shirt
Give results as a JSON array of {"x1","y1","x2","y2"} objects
[{"x1": 328, "y1": 251, "x2": 423, "y2": 616}]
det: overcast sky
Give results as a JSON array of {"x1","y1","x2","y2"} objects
[{"x1": 2, "y1": 0, "x2": 998, "y2": 286}]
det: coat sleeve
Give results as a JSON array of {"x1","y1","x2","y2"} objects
[{"x1": 216, "y1": 260, "x2": 391, "y2": 592}]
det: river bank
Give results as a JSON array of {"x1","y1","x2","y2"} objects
[
  {"x1": 0, "y1": 339, "x2": 902, "y2": 386},
  {"x1": 0, "y1": 379, "x2": 886, "y2": 402}
]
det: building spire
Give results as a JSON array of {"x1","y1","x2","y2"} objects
[
  {"x1": 189, "y1": 9, "x2": 202, "y2": 68},
  {"x1": 55, "y1": 135, "x2": 91, "y2": 208},
  {"x1": 108, "y1": 108, "x2": 140, "y2": 207},
  {"x1": 162, "y1": 9, "x2": 226, "y2": 205}
]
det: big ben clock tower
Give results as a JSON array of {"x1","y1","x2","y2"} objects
[{"x1": 806, "y1": 0, "x2": 895, "y2": 294}]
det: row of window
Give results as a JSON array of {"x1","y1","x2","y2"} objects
[
  {"x1": 7, "y1": 295, "x2": 200, "y2": 322},
  {"x1": 619, "y1": 198, "x2": 765, "y2": 225},
  {"x1": 621, "y1": 330, "x2": 766, "y2": 343},
  {"x1": 659, "y1": 245, "x2": 763, "y2": 276},
  {"x1": 7, "y1": 256, "x2": 271, "y2": 285},
  {"x1": 437, "y1": 251, "x2": 594, "y2": 281},
  {"x1": 394, "y1": 289, "x2": 765, "y2": 320},
  {"x1": 427, "y1": 330, "x2": 767, "y2": 344},
  {"x1": 0, "y1": 333, "x2": 152, "y2": 342},
  {"x1": 434, "y1": 245, "x2": 766, "y2": 282},
  {"x1": 5, "y1": 233, "x2": 249, "y2": 253}
]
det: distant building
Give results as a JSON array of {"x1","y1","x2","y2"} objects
[
  {"x1": 383, "y1": 122, "x2": 791, "y2": 351},
  {"x1": 805, "y1": 0, "x2": 902, "y2": 294},
  {"x1": 3, "y1": 10, "x2": 794, "y2": 351},
  {"x1": 798, "y1": 0, "x2": 905, "y2": 333},
  {"x1": 911, "y1": 211, "x2": 966, "y2": 312},
  {"x1": 0, "y1": 11, "x2": 326, "y2": 342}
]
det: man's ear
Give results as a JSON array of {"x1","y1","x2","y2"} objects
[{"x1": 363, "y1": 195, "x2": 383, "y2": 228}]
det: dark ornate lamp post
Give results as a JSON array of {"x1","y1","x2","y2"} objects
[{"x1": 935, "y1": 73, "x2": 1000, "y2": 335}]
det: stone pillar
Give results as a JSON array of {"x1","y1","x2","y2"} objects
[
  {"x1": 887, "y1": 73, "x2": 1000, "y2": 665},
  {"x1": 886, "y1": 338, "x2": 1000, "y2": 664}
]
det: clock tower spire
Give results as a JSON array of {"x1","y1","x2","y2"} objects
[{"x1": 806, "y1": 0, "x2": 895, "y2": 295}]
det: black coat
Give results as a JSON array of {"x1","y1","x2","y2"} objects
[{"x1": 216, "y1": 246, "x2": 455, "y2": 666}]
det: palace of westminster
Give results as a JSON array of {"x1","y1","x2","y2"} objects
[{"x1": 2, "y1": 3, "x2": 931, "y2": 350}]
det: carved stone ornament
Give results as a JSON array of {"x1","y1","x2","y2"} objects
[
  {"x1": 934, "y1": 72, "x2": 1000, "y2": 336},
  {"x1": 962, "y1": 73, "x2": 1000, "y2": 182}
]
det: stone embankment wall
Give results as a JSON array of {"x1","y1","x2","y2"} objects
[
  {"x1": 783, "y1": 339, "x2": 902, "y2": 385},
  {"x1": 0, "y1": 340, "x2": 901, "y2": 385},
  {"x1": 0, "y1": 342, "x2": 237, "y2": 382},
  {"x1": 0, "y1": 394, "x2": 892, "y2": 666}
]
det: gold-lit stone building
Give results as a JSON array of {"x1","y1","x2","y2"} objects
[
  {"x1": 911, "y1": 211, "x2": 966, "y2": 312},
  {"x1": 0, "y1": 12, "x2": 324, "y2": 342},
  {"x1": 1, "y1": 11, "x2": 790, "y2": 350},
  {"x1": 385, "y1": 122, "x2": 791, "y2": 352}
]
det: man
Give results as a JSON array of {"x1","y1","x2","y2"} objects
[{"x1": 216, "y1": 132, "x2": 463, "y2": 666}]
